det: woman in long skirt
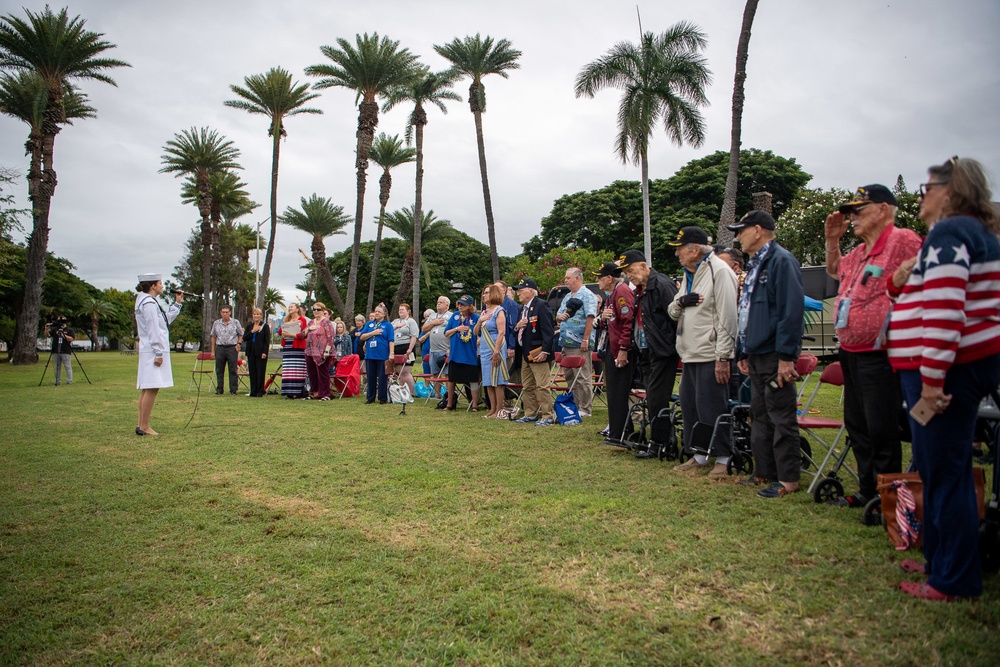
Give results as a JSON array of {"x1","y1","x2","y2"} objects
[
  {"x1": 134, "y1": 273, "x2": 182, "y2": 435},
  {"x1": 278, "y1": 303, "x2": 308, "y2": 399}
]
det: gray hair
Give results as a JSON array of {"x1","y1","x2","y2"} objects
[{"x1": 566, "y1": 267, "x2": 584, "y2": 280}]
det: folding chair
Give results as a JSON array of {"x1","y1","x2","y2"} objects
[
  {"x1": 551, "y1": 353, "x2": 586, "y2": 396},
  {"x1": 263, "y1": 362, "x2": 282, "y2": 394},
  {"x1": 592, "y1": 351, "x2": 607, "y2": 407},
  {"x1": 236, "y1": 358, "x2": 251, "y2": 392},
  {"x1": 188, "y1": 351, "x2": 216, "y2": 392},
  {"x1": 333, "y1": 354, "x2": 361, "y2": 398},
  {"x1": 797, "y1": 362, "x2": 859, "y2": 498},
  {"x1": 795, "y1": 353, "x2": 819, "y2": 402}
]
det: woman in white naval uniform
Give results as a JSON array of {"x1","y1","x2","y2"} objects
[{"x1": 135, "y1": 274, "x2": 183, "y2": 435}]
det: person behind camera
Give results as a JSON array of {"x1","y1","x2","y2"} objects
[{"x1": 45, "y1": 315, "x2": 75, "y2": 386}]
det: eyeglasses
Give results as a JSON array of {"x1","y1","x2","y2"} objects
[
  {"x1": 919, "y1": 182, "x2": 948, "y2": 197},
  {"x1": 846, "y1": 204, "x2": 870, "y2": 219},
  {"x1": 312, "y1": 307, "x2": 322, "y2": 311}
]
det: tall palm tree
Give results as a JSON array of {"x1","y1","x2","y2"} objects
[
  {"x1": 383, "y1": 69, "x2": 460, "y2": 317},
  {"x1": 160, "y1": 127, "x2": 242, "y2": 348},
  {"x1": 0, "y1": 6, "x2": 128, "y2": 365},
  {"x1": 365, "y1": 133, "x2": 415, "y2": 314},
  {"x1": 262, "y1": 287, "x2": 283, "y2": 317},
  {"x1": 718, "y1": 0, "x2": 761, "y2": 245},
  {"x1": 225, "y1": 67, "x2": 322, "y2": 309},
  {"x1": 381, "y1": 206, "x2": 456, "y2": 313},
  {"x1": 434, "y1": 34, "x2": 521, "y2": 281},
  {"x1": 280, "y1": 194, "x2": 351, "y2": 320},
  {"x1": 80, "y1": 296, "x2": 116, "y2": 351},
  {"x1": 305, "y1": 33, "x2": 420, "y2": 318},
  {"x1": 575, "y1": 23, "x2": 711, "y2": 266}
]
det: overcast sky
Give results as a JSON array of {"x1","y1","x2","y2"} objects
[{"x1": 2, "y1": 0, "x2": 998, "y2": 304}]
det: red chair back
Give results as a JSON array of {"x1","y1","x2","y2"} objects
[
  {"x1": 796, "y1": 354, "x2": 819, "y2": 377},
  {"x1": 559, "y1": 355, "x2": 586, "y2": 370},
  {"x1": 393, "y1": 354, "x2": 408, "y2": 365},
  {"x1": 818, "y1": 362, "x2": 844, "y2": 387},
  {"x1": 197, "y1": 352, "x2": 214, "y2": 361}
]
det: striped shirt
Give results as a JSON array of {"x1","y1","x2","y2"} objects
[{"x1": 888, "y1": 215, "x2": 1000, "y2": 387}]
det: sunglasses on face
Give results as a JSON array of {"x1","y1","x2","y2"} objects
[
  {"x1": 846, "y1": 204, "x2": 870, "y2": 219},
  {"x1": 919, "y1": 182, "x2": 948, "y2": 197}
]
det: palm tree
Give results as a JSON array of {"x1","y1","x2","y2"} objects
[
  {"x1": 383, "y1": 69, "x2": 460, "y2": 317},
  {"x1": 305, "y1": 33, "x2": 420, "y2": 318},
  {"x1": 280, "y1": 194, "x2": 351, "y2": 320},
  {"x1": 225, "y1": 67, "x2": 322, "y2": 309},
  {"x1": 262, "y1": 287, "x2": 283, "y2": 317},
  {"x1": 434, "y1": 34, "x2": 521, "y2": 281},
  {"x1": 381, "y1": 206, "x2": 456, "y2": 313},
  {"x1": 0, "y1": 6, "x2": 129, "y2": 365},
  {"x1": 718, "y1": 0, "x2": 761, "y2": 246},
  {"x1": 365, "y1": 133, "x2": 415, "y2": 314},
  {"x1": 575, "y1": 23, "x2": 711, "y2": 266},
  {"x1": 160, "y1": 127, "x2": 242, "y2": 348},
  {"x1": 80, "y1": 296, "x2": 116, "y2": 351}
]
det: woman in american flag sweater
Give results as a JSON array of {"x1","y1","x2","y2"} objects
[{"x1": 888, "y1": 157, "x2": 1000, "y2": 601}]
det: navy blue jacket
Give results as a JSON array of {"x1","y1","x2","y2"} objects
[{"x1": 740, "y1": 242, "x2": 804, "y2": 362}]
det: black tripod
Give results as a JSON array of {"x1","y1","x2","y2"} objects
[{"x1": 38, "y1": 332, "x2": 92, "y2": 386}]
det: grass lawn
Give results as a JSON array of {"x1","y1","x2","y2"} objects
[{"x1": 1, "y1": 352, "x2": 998, "y2": 666}]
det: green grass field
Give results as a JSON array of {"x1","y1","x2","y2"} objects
[{"x1": 1, "y1": 353, "x2": 997, "y2": 666}]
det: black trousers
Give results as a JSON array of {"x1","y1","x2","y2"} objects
[
  {"x1": 215, "y1": 345, "x2": 239, "y2": 394},
  {"x1": 839, "y1": 349, "x2": 903, "y2": 498},
  {"x1": 604, "y1": 349, "x2": 636, "y2": 441},
  {"x1": 748, "y1": 352, "x2": 801, "y2": 482},
  {"x1": 679, "y1": 360, "x2": 731, "y2": 457},
  {"x1": 638, "y1": 348, "x2": 679, "y2": 445},
  {"x1": 247, "y1": 353, "x2": 268, "y2": 396}
]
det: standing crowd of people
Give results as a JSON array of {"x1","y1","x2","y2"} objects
[{"x1": 132, "y1": 156, "x2": 999, "y2": 603}]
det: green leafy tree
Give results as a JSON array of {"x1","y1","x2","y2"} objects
[
  {"x1": 365, "y1": 133, "x2": 415, "y2": 313},
  {"x1": 0, "y1": 6, "x2": 128, "y2": 364},
  {"x1": 383, "y1": 68, "x2": 461, "y2": 316},
  {"x1": 280, "y1": 194, "x2": 351, "y2": 320},
  {"x1": 505, "y1": 247, "x2": 615, "y2": 295},
  {"x1": 381, "y1": 207, "x2": 456, "y2": 312},
  {"x1": 159, "y1": 127, "x2": 242, "y2": 347},
  {"x1": 779, "y1": 186, "x2": 854, "y2": 267},
  {"x1": 434, "y1": 34, "x2": 521, "y2": 281},
  {"x1": 305, "y1": 33, "x2": 420, "y2": 319},
  {"x1": 225, "y1": 67, "x2": 321, "y2": 309},
  {"x1": 575, "y1": 23, "x2": 711, "y2": 267}
]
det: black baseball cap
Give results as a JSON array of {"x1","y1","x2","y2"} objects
[
  {"x1": 838, "y1": 184, "x2": 898, "y2": 214},
  {"x1": 668, "y1": 226, "x2": 710, "y2": 247},
  {"x1": 591, "y1": 261, "x2": 622, "y2": 278},
  {"x1": 514, "y1": 278, "x2": 538, "y2": 291},
  {"x1": 727, "y1": 210, "x2": 775, "y2": 232},
  {"x1": 615, "y1": 249, "x2": 646, "y2": 269}
]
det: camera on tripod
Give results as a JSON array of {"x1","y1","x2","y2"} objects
[{"x1": 47, "y1": 316, "x2": 69, "y2": 335}]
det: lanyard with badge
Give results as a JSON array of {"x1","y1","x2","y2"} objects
[{"x1": 834, "y1": 254, "x2": 883, "y2": 329}]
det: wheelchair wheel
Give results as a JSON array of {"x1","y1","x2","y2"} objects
[
  {"x1": 862, "y1": 495, "x2": 883, "y2": 527},
  {"x1": 727, "y1": 453, "x2": 753, "y2": 476},
  {"x1": 979, "y1": 518, "x2": 1000, "y2": 575},
  {"x1": 813, "y1": 477, "x2": 844, "y2": 504},
  {"x1": 623, "y1": 431, "x2": 646, "y2": 452}
]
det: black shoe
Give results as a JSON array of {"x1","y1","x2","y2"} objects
[
  {"x1": 603, "y1": 437, "x2": 628, "y2": 448},
  {"x1": 365, "y1": 399, "x2": 375, "y2": 404},
  {"x1": 215, "y1": 391, "x2": 223, "y2": 395},
  {"x1": 436, "y1": 398, "x2": 449, "y2": 410},
  {"x1": 379, "y1": 400, "x2": 388, "y2": 404},
  {"x1": 135, "y1": 427, "x2": 145, "y2": 436},
  {"x1": 599, "y1": 426, "x2": 610, "y2": 437}
]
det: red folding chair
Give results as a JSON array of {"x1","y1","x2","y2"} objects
[
  {"x1": 334, "y1": 354, "x2": 361, "y2": 398},
  {"x1": 797, "y1": 362, "x2": 859, "y2": 497},
  {"x1": 188, "y1": 351, "x2": 216, "y2": 392}
]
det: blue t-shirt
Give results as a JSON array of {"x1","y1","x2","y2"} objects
[
  {"x1": 448, "y1": 311, "x2": 480, "y2": 366},
  {"x1": 362, "y1": 320, "x2": 394, "y2": 361},
  {"x1": 557, "y1": 287, "x2": 599, "y2": 348}
]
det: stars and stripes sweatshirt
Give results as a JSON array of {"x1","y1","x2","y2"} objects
[{"x1": 888, "y1": 215, "x2": 1000, "y2": 387}]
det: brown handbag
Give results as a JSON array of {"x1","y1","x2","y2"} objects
[{"x1": 878, "y1": 468, "x2": 986, "y2": 550}]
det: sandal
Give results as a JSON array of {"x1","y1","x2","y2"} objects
[
  {"x1": 899, "y1": 559, "x2": 927, "y2": 574},
  {"x1": 899, "y1": 581, "x2": 965, "y2": 602},
  {"x1": 319, "y1": 396, "x2": 331, "y2": 401},
  {"x1": 757, "y1": 482, "x2": 800, "y2": 498}
]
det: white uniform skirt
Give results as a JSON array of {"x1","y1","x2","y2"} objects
[{"x1": 137, "y1": 349, "x2": 174, "y2": 389}]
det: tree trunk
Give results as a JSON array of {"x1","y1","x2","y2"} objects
[
  {"x1": 345, "y1": 99, "x2": 379, "y2": 319},
  {"x1": 472, "y1": 104, "x2": 500, "y2": 282},
  {"x1": 412, "y1": 104, "x2": 426, "y2": 318},
  {"x1": 11, "y1": 112, "x2": 59, "y2": 365},
  {"x1": 718, "y1": 0, "x2": 760, "y2": 246},
  {"x1": 258, "y1": 118, "x2": 281, "y2": 309},
  {"x1": 312, "y1": 237, "x2": 348, "y2": 321},
  {"x1": 367, "y1": 168, "x2": 392, "y2": 315},
  {"x1": 392, "y1": 249, "x2": 415, "y2": 315},
  {"x1": 91, "y1": 317, "x2": 99, "y2": 352},
  {"x1": 198, "y1": 176, "x2": 214, "y2": 350},
  {"x1": 641, "y1": 150, "x2": 652, "y2": 268}
]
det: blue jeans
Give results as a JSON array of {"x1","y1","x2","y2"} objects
[{"x1": 899, "y1": 354, "x2": 1000, "y2": 598}]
